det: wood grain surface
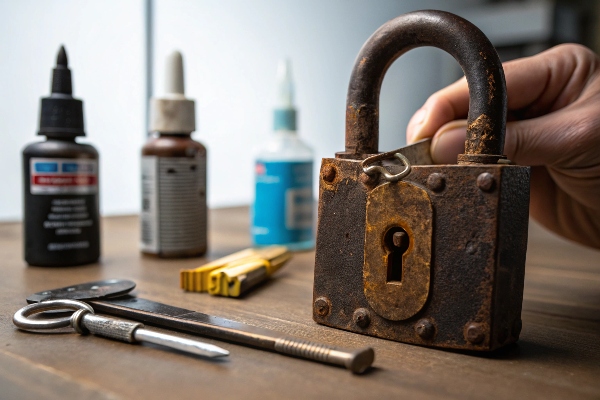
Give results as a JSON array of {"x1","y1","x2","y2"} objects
[{"x1": 0, "y1": 207, "x2": 598, "y2": 399}]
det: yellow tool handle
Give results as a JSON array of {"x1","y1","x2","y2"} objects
[
  {"x1": 208, "y1": 250, "x2": 292, "y2": 297},
  {"x1": 180, "y1": 246, "x2": 289, "y2": 292},
  {"x1": 180, "y1": 248, "x2": 256, "y2": 292},
  {"x1": 209, "y1": 259, "x2": 267, "y2": 297}
]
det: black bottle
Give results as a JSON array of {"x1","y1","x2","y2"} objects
[{"x1": 22, "y1": 46, "x2": 100, "y2": 266}]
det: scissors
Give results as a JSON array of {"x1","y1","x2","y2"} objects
[{"x1": 24, "y1": 279, "x2": 374, "y2": 373}]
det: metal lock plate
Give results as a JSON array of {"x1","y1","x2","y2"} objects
[
  {"x1": 364, "y1": 181, "x2": 432, "y2": 321},
  {"x1": 314, "y1": 158, "x2": 530, "y2": 351}
]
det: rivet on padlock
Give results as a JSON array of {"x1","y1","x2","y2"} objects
[
  {"x1": 477, "y1": 172, "x2": 496, "y2": 192},
  {"x1": 321, "y1": 165, "x2": 337, "y2": 183},
  {"x1": 353, "y1": 308, "x2": 371, "y2": 329},
  {"x1": 313, "y1": 296, "x2": 331, "y2": 317},
  {"x1": 427, "y1": 173, "x2": 446, "y2": 192},
  {"x1": 465, "y1": 323, "x2": 486, "y2": 345},
  {"x1": 414, "y1": 318, "x2": 436, "y2": 340}
]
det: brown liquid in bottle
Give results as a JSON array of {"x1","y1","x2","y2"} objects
[
  {"x1": 140, "y1": 51, "x2": 207, "y2": 258},
  {"x1": 141, "y1": 134, "x2": 207, "y2": 257}
]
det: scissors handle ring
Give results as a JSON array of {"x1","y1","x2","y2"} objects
[{"x1": 13, "y1": 299, "x2": 94, "y2": 330}]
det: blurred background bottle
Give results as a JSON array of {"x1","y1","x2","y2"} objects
[
  {"x1": 22, "y1": 46, "x2": 100, "y2": 266},
  {"x1": 140, "y1": 51, "x2": 207, "y2": 258},
  {"x1": 252, "y1": 59, "x2": 314, "y2": 251}
]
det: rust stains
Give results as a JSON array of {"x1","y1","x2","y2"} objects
[
  {"x1": 487, "y1": 72, "x2": 495, "y2": 105},
  {"x1": 466, "y1": 114, "x2": 494, "y2": 154}
]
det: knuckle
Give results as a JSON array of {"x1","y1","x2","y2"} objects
[
  {"x1": 574, "y1": 113, "x2": 600, "y2": 142},
  {"x1": 553, "y1": 43, "x2": 599, "y2": 65}
]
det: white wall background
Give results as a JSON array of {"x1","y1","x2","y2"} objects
[
  {"x1": 0, "y1": 0, "x2": 147, "y2": 221},
  {"x1": 152, "y1": 0, "x2": 481, "y2": 208},
  {"x1": 0, "y1": 0, "x2": 483, "y2": 221}
]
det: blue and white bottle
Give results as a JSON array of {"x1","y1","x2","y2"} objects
[{"x1": 252, "y1": 59, "x2": 314, "y2": 250}]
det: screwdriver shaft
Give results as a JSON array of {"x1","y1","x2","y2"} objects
[
  {"x1": 75, "y1": 310, "x2": 229, "y2": 358},
  {"x1": 134, "y1": 328, "x2": 229, "y2": 358}
]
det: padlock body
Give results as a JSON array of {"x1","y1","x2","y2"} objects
[{"x1": 313, "y1": 158, "x2": 530, "y2": 351}]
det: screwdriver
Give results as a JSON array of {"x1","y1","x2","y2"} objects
[{"x1": 13, "y1": 299, "x2": 229, "y2": 359}]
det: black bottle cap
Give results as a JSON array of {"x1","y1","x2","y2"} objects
[{"x1": 38, "y1": 45, "x2": 85, "y2": 137}]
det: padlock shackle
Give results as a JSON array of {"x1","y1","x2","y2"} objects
[{"x1": 340, "y1": 10, "x2": 507, "y2": 164}]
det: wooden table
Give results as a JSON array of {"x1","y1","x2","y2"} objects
[{"x1": 0, "y1": 207, "x2": 599, "y2": 399}]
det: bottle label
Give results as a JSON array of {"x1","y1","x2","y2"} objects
[
  {"x1": 140, "y1": 155, "x2": 207, "y2": 254},
  {"x1": 30, "y1": 158, "x2": 97, "y2": 195},
  {"x1": 24, "y1": 157, "x2": 100, "y2": 265},
  {"x1": 252, "y1": 160, "x2": 313, "y2": 245}
]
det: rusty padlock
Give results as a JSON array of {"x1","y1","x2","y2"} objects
[{"x1": 312, "y1": 10, "x2": 530, "y2": 351}]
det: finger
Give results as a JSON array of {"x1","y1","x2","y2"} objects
[
  {"x1": 427, "y1": 114, "x2": 562, "y2": 166},
  {"x1": 407, "y1": 44, "x2": 597, "y2": 144},
  {"x1": 407, "y1": 78, "x2": 468, "y2": 144},
  {"x1": 504, "y1": 102, "x2": 600, "y2": 167},
  {"x1": 429, "y1": 120, "x2": 467, "y2": 164},
  {"x1": 429, "y1": 102, "x2": 597, "y2": 167},
  {"x1": 531, "y1": 165, "x2": 600, "y2": 248}
]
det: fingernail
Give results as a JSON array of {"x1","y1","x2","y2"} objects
[
  {"x1": 407, "y1": 108, "x2": 427, "y2": 143},
  {"x1": 431, "y1": 121, "x2": 467, "y2": 164}
]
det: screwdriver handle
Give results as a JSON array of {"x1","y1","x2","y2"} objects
[
  {"x1": 71, "y1": 309, "x2": 143, "y2": 343},
  {"x1": 273, "y1": 337, "x2": 374, "y2": 374}
]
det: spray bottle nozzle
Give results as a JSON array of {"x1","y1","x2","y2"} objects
[{"x1": 51, "y1": 45, "x2": 72, "y2": 95}]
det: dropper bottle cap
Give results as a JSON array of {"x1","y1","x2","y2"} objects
[
  {"x1": 273, "y1": 58, "x2": 297, "y2": 131},
  {"x1": 149, "y1": 51, "x2": 196, "y2": 133},
  {"x1": 38, "y1": 45, "x2": 85, "y2": 137}
]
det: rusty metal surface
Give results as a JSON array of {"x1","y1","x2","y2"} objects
[
  {"x1": 337, "y1": 10, "x2": 506, "y2": 162},
  {"x1": 364, "y1": 181, "x2": 432, "y2": 321},
  {"x1": 493, "y1": 167, "x2": 530, "y2": 344},
  {"x1": 313, "y1": 9, "x2": 530, "y2": 351},
  {"x1": 314, "y1": 161, "x2": 530, "y2": 350}
]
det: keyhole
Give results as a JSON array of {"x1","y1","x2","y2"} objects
[{"x1": 384, "y1": 227, "x2": 409, "y2": 282}]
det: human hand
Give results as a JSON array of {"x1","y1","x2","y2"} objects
[{"x1": 406, "y1": 44, "x2": 600, "y2": 249}]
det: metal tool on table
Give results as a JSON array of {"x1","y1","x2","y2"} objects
[
  {"x1": 26, "y1": 279, "x2": 374, "y2": 373},
  {"x1": 13, "y1": 299, "x2": 229, "y2": 358},
  {"x1": 180, "y1": 246, "x2": 291, "y2": 297},
  {"x1": 313, "y1": 10, "x2": 530, "y2": 351}
]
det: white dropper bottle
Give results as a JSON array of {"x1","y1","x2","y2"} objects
[
  {"x1": 252, "y1": 59, "x2": 314, "y2": 250},
  {"x1": 141, "y1": 51, "x2": 207, "y2": 257}
]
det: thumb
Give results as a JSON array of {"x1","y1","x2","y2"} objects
[
  {"x1": 430, "y1": 112, "x2": 577, "y2": 166},
  {"x1": 429, "y1": 120, "x2": 467, "y2": 164}
]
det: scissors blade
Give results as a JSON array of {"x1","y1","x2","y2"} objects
[{"x1": 27, "y1": 279, "x2": 136, "y2": 303}]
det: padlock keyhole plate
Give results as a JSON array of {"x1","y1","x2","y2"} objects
[
  {"x1": 384, "y1": 227, "x2": 409, "y2": 283},
  {"x1": 364, "y1": 180, "x2": 431, "y2": 321}
]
